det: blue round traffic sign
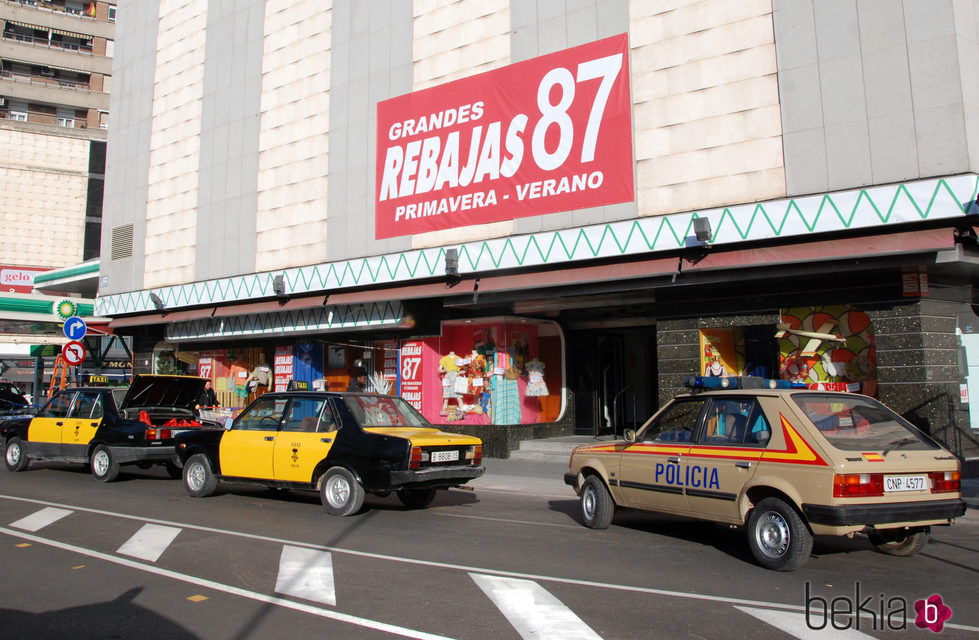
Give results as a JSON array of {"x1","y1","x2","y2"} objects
[{"x1": 63, "y1": 316, "x2": 87, "y2": 341}]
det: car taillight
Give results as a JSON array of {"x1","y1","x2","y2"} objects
[
  {"x1": 833, "y1": 473, "x2": 884, "y2": 497},
  {"x1": 929, "y1": 471, "x2": 960, "y2": 493},
  {"x1": 465, "y1": 445, "x2": 482, "y2": 466},
  {"x1": 409, "y1": 446, "x2": 429, "y2": 469},
  {"x1": 145, "y1": 428, "x2": 172, "y2": 440}
]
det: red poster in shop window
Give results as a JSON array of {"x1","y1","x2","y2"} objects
[
  {"x1": 399, "y1": 340, "x2": 424, "y2": 412},
  {"x1": 375, "y1": 33, "x2": 634, "y2": 239}
]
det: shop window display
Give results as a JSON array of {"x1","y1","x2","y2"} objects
[
  {"x1": 409, "y1": 318, "x2": 563, "y2": 426},
  {"x1": 698, "y1": 305, "x2": 878, "y2": 396}
]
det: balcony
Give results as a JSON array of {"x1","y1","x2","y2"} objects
[
  {"x1": 0, "y1": 67, "x2": 108, "y2": 110},
  {"x1": 2, "y1": 1, "x2": 115, "y2": 41}
]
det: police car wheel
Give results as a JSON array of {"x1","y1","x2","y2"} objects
[
  {"x1": 868, "y1": 529, "x2": 929, "y2": 557},
  {"x1": 183, "y1": 454, "x2": 218, "y2": 498},
  {"x1": 4, "y1": 438, "x2": 29, "y2": 472},
  {"x1": 747, "y1": 497, "x2": 812, "y2": 571},
  {"x1": 580, "y1": 475, "x2": 614, "y2": 529},
  {"x1": 320, "y1": 467, "x2": 365, "y2": 517},
  {"x1": 91, "y1": 445, "x2": 120, "y2": 483},
  {"x1": 397, "y1": 488, "x2": 437, "y2": 509}
]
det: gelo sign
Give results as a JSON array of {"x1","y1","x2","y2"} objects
[
  {"x1": 375, "y1": 33, "x2": 634, "y2": 239},
  {"x1": 1, "y1": 266, "x2": 49, "y2": 294}
]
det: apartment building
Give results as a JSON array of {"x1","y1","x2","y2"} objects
[{"x1": 0, "y1": 0, "x2": 115, "y2": 270}]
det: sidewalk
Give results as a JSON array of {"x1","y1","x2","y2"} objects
[
  {"x1": 469, "y1": 457, "x2": 571, "y2": 498},
  {"x1": 472, "y1": 457, "x2": 979, "y2": 510}
]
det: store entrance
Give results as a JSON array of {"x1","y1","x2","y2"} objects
[{"x1": 571, "y1": 328, "x2": 657, "y2": 436}]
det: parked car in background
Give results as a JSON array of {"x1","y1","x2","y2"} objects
[
  {"x1": 0, "y1": 381, "x2": 31, "y2": 417},
  {"x1": 565, "y1": 377, "x2": 966, "y2": 571},
  {"x1": 175, "y1": 391, "x2": 485, "y2": 516},
  {"x1": 2, "y1": 375, "x2": 222, "y2": 482}
]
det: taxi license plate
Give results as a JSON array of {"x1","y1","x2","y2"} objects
[
  {"x1": 430, "y1": 450, "x2": 459, "y2": 463},
  {"x1": 884, "y1": 475, "x2": 927, "y2": 492}
]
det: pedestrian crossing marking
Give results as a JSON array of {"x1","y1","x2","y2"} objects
[
  {"x1": 10, "y1": 507, "x2": 72, "y2": 532},
  {"x1": 117, "y1": 523, "x2": 181, "y2": 562},
  {"x1": 275, "y1": 545, "x2": 337, "y2": 606},
  {"x1": 736, "y1": 606, "x2": 878, "y2": 639},
  {"x1": 470, "y1": 573, "x2": 603, "y2": 640}
]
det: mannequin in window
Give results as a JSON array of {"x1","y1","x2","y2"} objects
[
  {"x1": 706, "y1": 357, "x2": 727, "y2": 377},
  {"x1": 525, "y1": 359, "x2": 548, "y2": 397},
  {"x1": 439, "y1": 350, "x2": 463, "y2": 415},
  {"x1": 246, "y1": 353, "x2": 272, "y2": 399}
]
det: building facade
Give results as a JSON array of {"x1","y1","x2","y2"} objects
[
  {"x1": 96, "y1": 0, "x2": 979, "y2": 460},
  {"x1": 0, "y1": 0, "x2": 116, "y2": 398}
]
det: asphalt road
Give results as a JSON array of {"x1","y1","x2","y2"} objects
[{"x1": 0, "y1": 461, "x2": 977, "y2": 640}]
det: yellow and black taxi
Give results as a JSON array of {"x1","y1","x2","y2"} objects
[
  {"x1": 174, "y1": 391, "x2": 485, "y2": 516},
  {"x1": 565, "y1": 377, "x2": 966, "y2": 571},
  {"x1": 2, "y1": 375, "x2": 220, "y2": 482}
]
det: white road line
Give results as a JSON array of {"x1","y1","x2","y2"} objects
[
  {"x1": 2, "y1": 494, "x2": 978, "y2": 634},
  {"x1": 275, "y1": 545, "x2": 336, "y2": 606},
  {"x1": 736, "y1": 606, "x2": 879, "y2": 640},
  {"x1": 9, "y1": 507, "x2": 72, "y2": 532},
  {"x1": 0, "y1": 527, "x2": 455, "y2": 640},
  {"x1": 471, "y1": 573, "x2": 603, "y2": 640},
  {"x1": 117, "y1": 523, "x2": 182, "y2": 562}
]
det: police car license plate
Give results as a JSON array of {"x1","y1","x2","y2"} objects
[
  {"x1": 884, "y1": 475, "x2": 926, "y2": 492},
  {"x1": 430, "y1": 450, "x2": 459, "y2": 463}
]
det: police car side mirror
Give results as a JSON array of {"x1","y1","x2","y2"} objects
[{"x1": 623, "y1": 429, "x2": 637, "y2": 443}]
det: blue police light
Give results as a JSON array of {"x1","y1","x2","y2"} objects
[
  {"x1": 685, "y1": 376, "x2": 735, "y2": 389},
  {"x1": 685, "y1": 376, "x2": 797, "y2": 390}
]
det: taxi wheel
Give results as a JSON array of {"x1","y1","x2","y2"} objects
[
  {"x1": 747, "y1": 497, "x2": 813, "y2": 571},
  {"x1": 320, "y1": 468, "x2": 365, "y2": 517},
  {"x1": 397, "y1": 488, "x2": 437, "y2": 509},
  {"x1": 580, "y1": 475, "x2": 614, "y2": 529},
  {"x1": 91, "y1": 445, "x2": 120, "y2": 483},
  {"x1": 868, "y1": 530, "x2": 929, "y2": 557},
  {"x1": 4, "y1": 438, "x2": 29, "y2": 472},
  {"x1": 183, "y1": 454, "x2": 218, "y2": 498}
]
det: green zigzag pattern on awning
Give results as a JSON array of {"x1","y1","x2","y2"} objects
[
  {"x1": 97, "y1": 174, "x2": 979, "y2": 317},
  {"x1": 164, "y1": 302, "x2": 405, "y2": 341}
]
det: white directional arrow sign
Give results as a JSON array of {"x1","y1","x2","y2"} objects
[{"x1": 63, "y1": 316, "x2": 87, "y2": 341}]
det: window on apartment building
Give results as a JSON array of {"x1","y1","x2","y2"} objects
[
  {"x1": 66, "y1": 1, "x2": 85, "y2": 16},
  {"x1": 8, "y1": 99, "x2": 28, "y2": 122},
  {"x1": 57, "y1": 107, "x2": 74, "y2": 128},
  {"x1": 108, "y1": 5, "x2": 116, "y2": 22}
]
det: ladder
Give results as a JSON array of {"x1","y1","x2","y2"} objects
[{"x1": 48, "y1": 354, "x2": 69, "y2": 398}]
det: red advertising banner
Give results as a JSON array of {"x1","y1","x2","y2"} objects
[
  {"x1": 399, "y1": 340, "x2": 424, "y2": 411},
  {"x1": 1, "y1": 266, "x2": 49, "y2": 293},
  {"x1": 375, "y1": 33, "x2": 634, "y2": 239},
  {"x1": 273, "y1": 345, "x2": 293, "y2": 392}
]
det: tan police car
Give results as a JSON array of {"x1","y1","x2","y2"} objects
[{"x1": 564, "y1": 377, "x2": 966, "y2": 571}]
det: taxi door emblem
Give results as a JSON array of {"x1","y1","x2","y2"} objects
[{"x1": 291, "y1": 449, "x2": 299, "y2": 462}]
